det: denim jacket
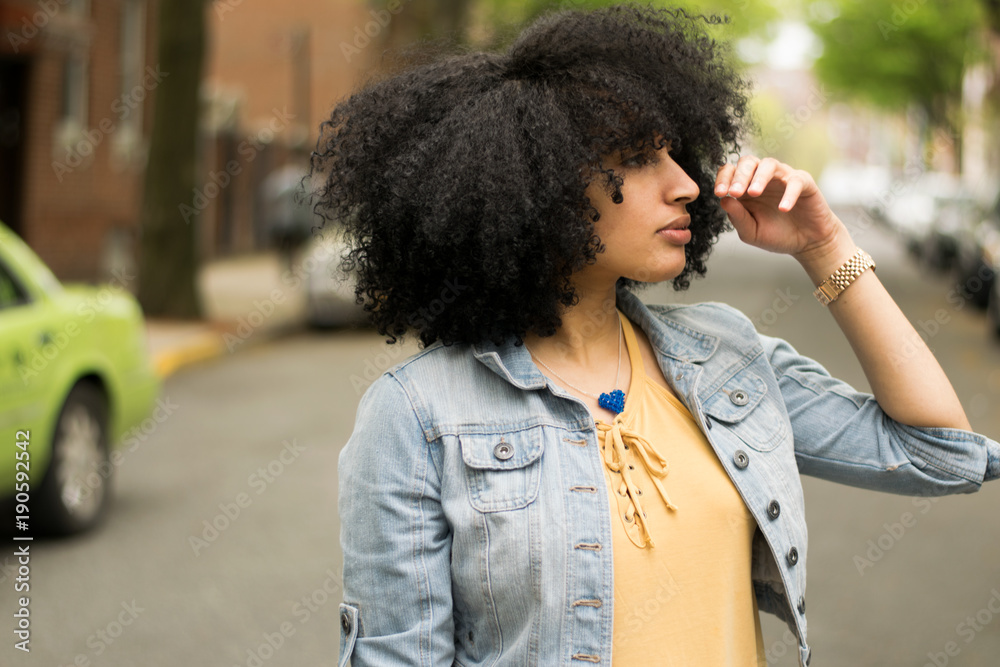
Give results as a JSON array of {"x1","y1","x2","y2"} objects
[{"x1": 337, "y1": 288, "x2": 1000, "y2": 667}]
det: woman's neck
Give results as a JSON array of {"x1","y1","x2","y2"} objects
[{"x1": 522, "y1": 282, "x2": 623, "y2": 369}]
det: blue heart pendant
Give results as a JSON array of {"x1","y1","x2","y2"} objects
[{"x1": 598, "y1": 389, "x2": 625, "y2": 414}]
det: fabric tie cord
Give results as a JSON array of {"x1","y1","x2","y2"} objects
[{"x1": 597, "y1": 415, "x2": 677, "y2": 548}]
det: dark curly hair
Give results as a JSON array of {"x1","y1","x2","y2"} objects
[{"x1": 309, "y1": 3, "x2": 751, "y2": 347}]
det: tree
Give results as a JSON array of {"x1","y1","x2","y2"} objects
[
  {"x1": 809, "y1": 0, "x2": 985, "y2": 133},
  {"x1": 370, "y1": 0, "x2": 780, "y2": 59},
  {"x1": 137, "y1": 0, "x2": 206, "y2": 318}
]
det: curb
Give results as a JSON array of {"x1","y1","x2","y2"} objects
[
  {"x1": 149, "y1": 320, "x2": 305, "y2": 379},
  {"x1": 152, "y1": 332, "x2": 227, "y2": 379}
]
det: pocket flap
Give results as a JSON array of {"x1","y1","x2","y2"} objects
[
  {"x1": 702, "y1": 373, "x2": 767, "y2": 424},
  {"x1": 459, "y1": 431, "x2": 544, "y2": 470}
]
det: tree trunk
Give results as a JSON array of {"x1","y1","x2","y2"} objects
[{"x1": 137, "y1": 0, "x2": 206, "y2": 318}]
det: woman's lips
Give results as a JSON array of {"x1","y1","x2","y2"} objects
[
  {"x1": 656, "y1": 218, "x2": 691, "y2": 244},
  {"x1": 657, "y1": 227, "x2": 691, "y2": 244}
]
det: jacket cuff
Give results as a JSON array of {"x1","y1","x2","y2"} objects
[{"x1": 987, "y1": 438, "x2": 1000, "y2": 482}]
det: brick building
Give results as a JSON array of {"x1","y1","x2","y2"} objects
[
  {"x1": 0, "y1": 0, "x2": 376, "y2": 281},
  {"x1": 199, "y1": 0, "x2": 371, "y2": 257},
  {"x1": 1, "y1": 0, "x2": 158, "y2": 282}
]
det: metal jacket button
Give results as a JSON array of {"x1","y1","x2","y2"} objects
[
  {"x1": 787, "y1": 546, "x2": 799, "y2": 566},
  {"x1": 733, "y1": 450, "x2": 749, "y2": 469},
  {"x1": 494, "y1": 441, "x2": 514, "y2": 460},
  {"x1": 797, "y1": 596, "x2": 806, "y2": 614},
  {"x1": 341, "y1": 611, "x2": 352, "y2": 634},
  {"x1": 730, "y1": 389, "x2": 749, "y2": 406},
  {"x1": 767, "y1": 500, "x2": 780, "y2": 519}
]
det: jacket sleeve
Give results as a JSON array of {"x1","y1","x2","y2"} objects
[
  {"x1": 759, "y1": 332, "x2": 1000, "y2": 495},
  {"x1": 338, "y1": 372, "x2": 455, "y2": 666}
]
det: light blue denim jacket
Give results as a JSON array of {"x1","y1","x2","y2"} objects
[{"x1": 337, "y1": 288, "x2": 1000, "y2": 667}]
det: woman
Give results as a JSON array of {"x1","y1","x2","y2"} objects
[{"x1": 313, "y1": 5, "x2": 1000, "y2": 666}]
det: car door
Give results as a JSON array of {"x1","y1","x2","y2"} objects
[{"x1": 0, "y1": 254, "x2": 59, "y2": 493}]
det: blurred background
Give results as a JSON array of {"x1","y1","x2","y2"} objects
[{"x1": 1, "y1": 0, "x2": 1000, "y2": 665}]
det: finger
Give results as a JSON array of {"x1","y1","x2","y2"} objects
[
  {"x1": 746, "y1": 158, "x2": 780, "y2": 197},
  {"x1": 778, "y1": 175, "x2": 805, "y2": 212},
  {"x1": 719, "y1": 196, "x2": 760, "y2": 246},
  {"x1": 714, "y1": 163, "x2": 737, "y2": 196},
  {"x1": 727, "y1": 156, "x2": 761, "y2": 198}
]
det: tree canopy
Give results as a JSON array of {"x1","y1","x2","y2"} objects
[{"x1": 809, "y1": 0, "x2": 986, "y2": 128}]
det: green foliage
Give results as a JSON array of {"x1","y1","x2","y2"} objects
[
  {"x1": 809, "y1": 0, "x2": 986, "y2": 124},
  {"x1": 477, "y1": 0, "x2": 782, "y2": 49}
]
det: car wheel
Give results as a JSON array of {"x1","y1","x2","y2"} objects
[{"x1": 36, "y1": 382, "x2": 111, "y2": 535}]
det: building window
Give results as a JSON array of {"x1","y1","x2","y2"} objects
[
  {"x1": 52, "y1": 0, "x2": 93, "y2": 169},
  {"x1": 112, "y1": 0, "x2": 147, "y2": 169}
]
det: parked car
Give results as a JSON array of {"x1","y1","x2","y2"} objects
[
  {"x1": 921, "y1": 188, "x2": 984, "y2": 273},
  {"x1": 299, "y1": 224, "x2": 369, "y2": 329},
  {"x1": 873, "y1": 171, "x2": 964, "y2": 262},
  {"x1": 953, "y1": 201, "x2": 1000, "y2": 309},
  {"x1": 988, "y1": 273, "x2": 1000, "y2": 338},
  {"x1": 818, "y1": 161, "x2": 891, "y2": 212},
  {"x1": 1, "y1": 222, "x2": 160, "y2": 534}
]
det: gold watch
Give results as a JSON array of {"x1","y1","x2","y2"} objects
[{"x1": 812, "y1": 248, "x2": 875, "y2": 306}]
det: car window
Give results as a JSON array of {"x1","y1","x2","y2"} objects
[{"x1": 0, "y1": 259, "x2": 30, "y2": 310}]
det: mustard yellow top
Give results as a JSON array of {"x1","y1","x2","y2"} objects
[{"x1": 597, "y1": 310, "x2": 767, "y2": 666}]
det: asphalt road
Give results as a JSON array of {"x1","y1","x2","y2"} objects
[{"x1": 3, "y1": 215, "x2": 999, "y2": 666}]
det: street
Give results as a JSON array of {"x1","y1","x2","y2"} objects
[{"x1": 4, "y1": 215, "x2": 1000, "y2": 666}]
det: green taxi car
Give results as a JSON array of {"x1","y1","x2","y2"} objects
[{"x1": 1, "y1": 222, "x2": 160, "y2": 534}]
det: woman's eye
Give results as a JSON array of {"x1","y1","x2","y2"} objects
[{"x1": 621, "y1": 152, "x2": 657, "y2": 168}]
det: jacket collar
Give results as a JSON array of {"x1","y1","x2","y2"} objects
[{"x1": 471, "y1": 287, "x2": 719, "y2": 389}]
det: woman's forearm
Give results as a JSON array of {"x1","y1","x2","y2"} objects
[{"x1": 793, "y1": 219, "x2": 973, "y2": 431}]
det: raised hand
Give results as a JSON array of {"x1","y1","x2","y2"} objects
[{"x1": 714, "y1": 155, "x2": 843, "y2": 260}]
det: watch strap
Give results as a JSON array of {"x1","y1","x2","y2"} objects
[{"x1": 813, "y1": 248, "x2": 875, "y2": 306}]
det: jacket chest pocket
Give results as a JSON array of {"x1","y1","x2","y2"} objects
[
  {"x1": 702, "y1": 372, "x2": 787, "y2": 452},
  {"x1": 458, "y1": 430, "x2": 544, "y2": 513}
]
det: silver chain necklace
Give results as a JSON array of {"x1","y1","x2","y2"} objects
[{"x1": 526, "y1": 318, "x2": 627, "y2": 413}]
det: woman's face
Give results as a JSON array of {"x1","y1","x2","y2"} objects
[{"x1": 579, "y1": 142, "x2": 700, "y2": 287}]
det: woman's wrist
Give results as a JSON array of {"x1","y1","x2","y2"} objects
[{"x1": 792, "y1": 220, "x2": 859, "y2": 288}]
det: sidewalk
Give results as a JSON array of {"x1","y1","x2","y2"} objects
[{"x1": 146, "y1": 251, "x2": 308, "y2": 378}]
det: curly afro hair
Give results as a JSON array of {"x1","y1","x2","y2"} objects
[{"x1": 309, "y1": 3, "x2": 752, "y2": 347}]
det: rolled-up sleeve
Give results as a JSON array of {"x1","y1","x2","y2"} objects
[
  {"x1": 338, "y1": 372, "x2": 455, "y2": 666},
  {"x1": 759, "y1": 333, "x2": 1000, "y2": 495}
]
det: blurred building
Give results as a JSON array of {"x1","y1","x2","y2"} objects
[
  {"x1": 199, "y1": 0, "x2": 371, "y2": 257},
  {"x1": 0, "y1": 0, "x2": 378, "y2": 282},
  {"x1": 1, "y1": 0, "x2": 157, "y2": 282}
]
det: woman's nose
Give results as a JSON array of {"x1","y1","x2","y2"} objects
[{"x1": 663, "y1": 157, "x2": 700, "y2": 205}]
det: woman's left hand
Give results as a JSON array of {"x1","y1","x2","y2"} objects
[{"x1": 714, "y1": 156, "x2": 846, "y2": 260}]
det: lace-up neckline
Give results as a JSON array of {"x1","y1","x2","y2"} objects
[{"x1": 596, "y1": 310, "x2": 678, "y2": 548}]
